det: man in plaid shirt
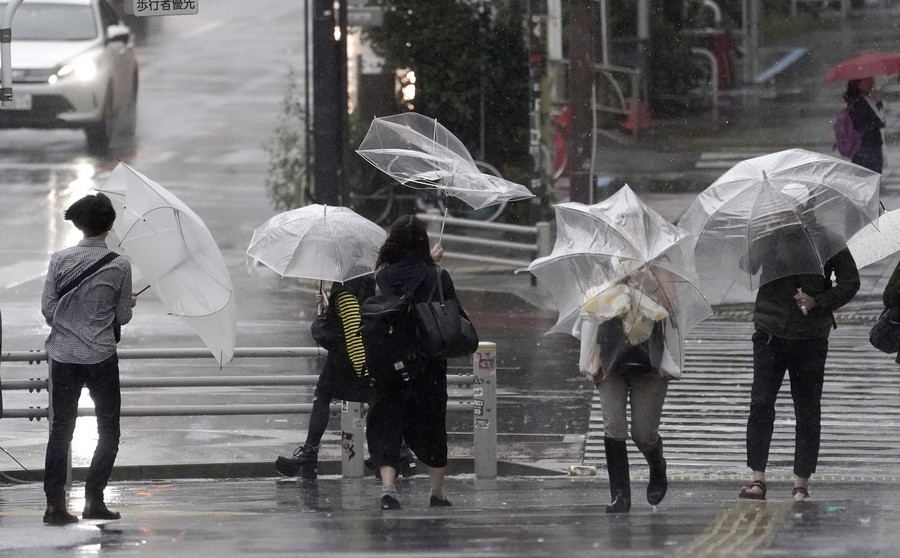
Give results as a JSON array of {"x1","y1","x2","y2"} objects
[{"x1": 40, "y1": 193, "x2": 136, "y2": 526}]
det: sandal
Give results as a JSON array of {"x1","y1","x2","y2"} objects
[
  {"x1": 739, "y1": 480, "x2": 767, "y2": 500},
  {"x1": 792, "y1": 486, "x2": 810, "y2": 503}
]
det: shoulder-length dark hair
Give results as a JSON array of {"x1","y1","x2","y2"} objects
[
  {"x1": 843, "y1": 79, "x2": 864, "y2": 103},
  {"x1": 376, "y1": 214, "x2": 434, "y2": 267}
]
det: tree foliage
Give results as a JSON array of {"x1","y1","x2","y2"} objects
[
  {"x1": 264, "y1": 69, "x2": 312, "y2": 211},
  {"x1": 364, "y1": 0, "x2": 530, "y2": 188}
]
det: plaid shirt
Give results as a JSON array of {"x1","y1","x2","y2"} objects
[{"x1": 41, "y1": 238, "x2": 133, "y2": 364}]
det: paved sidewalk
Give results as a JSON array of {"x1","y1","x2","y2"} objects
[{"x1": 2, "y1": 475, "x2": 900, "y2": 556}]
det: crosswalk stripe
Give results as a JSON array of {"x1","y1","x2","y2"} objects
[{"x1": 584, "y1": 321, "x2": 900, "y2": 474}]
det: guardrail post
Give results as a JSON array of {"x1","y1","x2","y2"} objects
[
  {"x1": 473, "y1": 342, "x2": 497, "y2": 478},
  {"x1": 340, "y1": 401, "x2": 365, "y2": 478}
]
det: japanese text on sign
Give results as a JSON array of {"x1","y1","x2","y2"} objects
[{"x1": 133, "y1": 0, "x2": 199, "y2": 16}]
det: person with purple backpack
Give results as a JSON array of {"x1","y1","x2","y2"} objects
[{"x1": 843, "y1": 77, "x2": 886, "y2": 173}]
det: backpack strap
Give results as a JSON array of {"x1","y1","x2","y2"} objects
[{"x1": 57, "y1": 252, "x2": 119, "y2": 298}]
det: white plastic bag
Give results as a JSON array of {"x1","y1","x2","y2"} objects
[{"x1": 578, "y1": 319, "x2": 602, "y2": 378}]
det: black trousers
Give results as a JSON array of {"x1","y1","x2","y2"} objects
[
  {"x1": 746, "y1": 332, "x2": 827, "y2": 478},
  {"x1": 44, "y1": 356, "x2": 121, "y2": 501}
]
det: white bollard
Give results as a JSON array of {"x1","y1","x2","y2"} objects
[
  {"x1": 340, "y1": 401, "x2": 366, "y2": 478},
  {"x1": 473, "y1": 342, "x2": 497, "y2": 478}
]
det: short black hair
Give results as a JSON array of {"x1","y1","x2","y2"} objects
[{"x1": 64, "y1": 193, "x2": 116, "y2": 237}]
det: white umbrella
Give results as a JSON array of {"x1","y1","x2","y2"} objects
[
  {"x1": 848, "y1": 208, "x2": 900, "y2": 269},
  {"x1": 247, "y1": 204, "x2": 386, "y2": 283},
  {"x1": 356, "y1": 112, "x2": 533, "y2": 211},
  {"x1": 97, "y1": 163, "x2": 236, "y2": 365},
  {"x1": 678, "y1": 148, "x2": 881, "y2": 292}
]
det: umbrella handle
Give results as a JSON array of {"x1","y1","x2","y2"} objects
[
  {"x1": 797, "y1": 287, "x2": 808, "y2": 316},
  {"x1": 134, "y1": 285, "x2": 151, "y2": 297}
]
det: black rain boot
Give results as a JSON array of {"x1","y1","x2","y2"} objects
[
  {"x1": 83, "y1": 491, "x2": 121, "y2": 520},
  {"x1": 604, "y1": 437, "x2": 631, "y2": 514},
  {"x1": 43, "y1": 494, "x2": 78, "y2": 526},
  {"x1": 642, "y1": 437, "x2": 668, "y2": 506}
]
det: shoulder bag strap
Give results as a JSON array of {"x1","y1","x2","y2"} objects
[{"x1": 57, "y1": 252, "x2": 119, "y2": 299}]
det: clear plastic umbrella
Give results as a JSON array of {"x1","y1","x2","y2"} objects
[
  {"x1": 356, "y1": 112, "x2": 533, "y2": 211},
  {"x1": 848, "y1": 207, "x2": 900, "y2": 269},
  {"x1": 246, "y1": 204, "x2": 386, "y2": 283},
  {"x1": 678, "y1": 148, "x2": 881, "y2": 292},
  {"x1": 523, "y1": 185, "x2": 712, "y2": 379},
  {"x1": 97, "y1": 163, "x2": 236, "y2": 365}
]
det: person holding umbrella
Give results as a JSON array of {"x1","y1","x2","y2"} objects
[
  {"x1": 274, "y1": 275, "x2": 375, "y2": 477},
  {"x1": 526, "y1": 186, "x2": 713, "y2": 514},
  {"x1": 736, "y1": 186, "x2": 860, "y2": 503},
  {"x1": 843, "y1": 77, "x2": 886, "y2": 173},
  {"x1": 364, "y1": 214, "x2": 456, "y2": 510},
  {"x1": 40, "y1": 193, "x2": 137, "y2": 525}
]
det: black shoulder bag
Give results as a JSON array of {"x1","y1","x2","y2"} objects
[{"x1": 57, "y1": 252, "x2": 122, "y2": 342}]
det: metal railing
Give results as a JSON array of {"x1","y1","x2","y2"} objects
[
  {"x1": 419, "y1": 209, "x2": 552, "y2": 270},
  {"x1": 0, "y1": 342, "x2": 499, "y2": 479}
]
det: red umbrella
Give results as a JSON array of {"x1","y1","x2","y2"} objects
[{"x1": 824, "y1": 52, "x2": 900, "y2": 82}]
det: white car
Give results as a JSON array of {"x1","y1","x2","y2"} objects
[{"x1": 0, "y1": 0, "x2": 138, "y2": 153}]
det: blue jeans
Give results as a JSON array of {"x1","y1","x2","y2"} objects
[
  {"x1": 746, "y1": 332, "x2": 827, "y2": 478},
  {"x1": 44, "y1": 356, "x2": 121, "y2": 501}
]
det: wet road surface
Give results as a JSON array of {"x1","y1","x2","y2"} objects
[{"x1": 2, "y1": 476, "x2": 900, "y2": 556}]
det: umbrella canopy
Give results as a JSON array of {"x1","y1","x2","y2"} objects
[
  {"x1": 246, "y1": 204, "x2": 386, "y2": 283},
  {"x1": 848, "y1": 207, "x2": 900, "y2": 269},
  {"x1": 356, "y1": 112, "x2": 533, "y2": 210},
  {"x1": 678, "y1": 149, "x2": 881, "y2": 292},
  {"x1": 524, "y1": 185, "x2": 712, "y2": 379},
  {"x1": 97, "y1": 163, "x2": 236, "y2": 365},
  {"x1": 824, "y1": 52, "x2": 900, "y2": 82}
]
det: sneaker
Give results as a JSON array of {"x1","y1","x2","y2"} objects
[
  {"x1": 381, "y1": 494, "x2": 401, "y2": 510},
  {"x1": 275, "y1": 444, "x2": 318, "y2": 477},
  {"x1": 429, "y1": 495, "x2": 453, "y2": 508}
]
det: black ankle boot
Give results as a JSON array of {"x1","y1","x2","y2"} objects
[
  {"x1": 643, "y1": 438, "x2": 668, "y2": 506},
  {"x1": 275, "y1": 444, "x2": 319, "y2": 477},
  {"x1": 43, "y1": 496, "x2": 79, "y2": 526},
  {"x1": 83, "y1": 494, "x2": 121, "y2": 520},
  {"x1": 604, "y1": 437, "x2": 631, "y2": 514}
]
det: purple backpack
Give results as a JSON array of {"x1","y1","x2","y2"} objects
[{"x1": 833, "y1": 106, "x2": 862, "y2": 158}]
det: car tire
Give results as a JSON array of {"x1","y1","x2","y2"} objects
[{"x1": 85, "y1": 88, "x2": 114, "y2": 155}]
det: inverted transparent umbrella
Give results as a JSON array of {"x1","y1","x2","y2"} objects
[
  {"x1": 678, "y1": 148, "x2": 881, "y2": 293},
  {"x1": 247, "y1": 204, "x2": 386, "y2": 284},
  {"x1": 97, "y1": 163, "x2": 237, "y2": 365},
  {"x1": 523, "y1": 185, "x2": 712, "y2": 379},
  {"x1": 356, "y1": 112, "x2": 534, "y2": 214}
]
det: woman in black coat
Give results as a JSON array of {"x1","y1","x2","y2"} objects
[
  {"x1": 845, "y1": 77, "x2": 886, "y2": 173},
  {"x1": 365, "y1": 214, "x2": 454, "y2": 510}
]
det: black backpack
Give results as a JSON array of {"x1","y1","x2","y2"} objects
[{"x1": 358, "y1": 272, "x2": 427, "y2": 384}]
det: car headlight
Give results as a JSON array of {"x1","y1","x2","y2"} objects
[{"x1": 51, "y1": 57, "x2": 99, "y2": 84}]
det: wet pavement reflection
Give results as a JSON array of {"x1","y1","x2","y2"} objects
[{"x1": 3, "y1": 477, "x2": 900, "y2": 556}]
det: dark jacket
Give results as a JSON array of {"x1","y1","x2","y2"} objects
[
  {"x1": 849, "y1": 95, "x2": 885, "y2": 152},
  {"x1": 881, "y1": 261, "x2": 900, "y2": 363},
  {"x1": 753, "y1": 247, "x2": 859, "y2": 340},
  {"x1": 883, "y1": 260, "x2": 900, "y2": 308},
  {"x1": 849, "y1": 95, "x2": 885, "y2": 173},
  {"x1": 376, "y1": 257, "x2": 456, "y2": 309}
]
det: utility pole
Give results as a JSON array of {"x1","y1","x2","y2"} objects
[
  {"x1": 568, "y1": 0, "x2": 594, "y2": 204},
  {"x1": 312, "y1": 0, "x2": 346, "y2": 206}
]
